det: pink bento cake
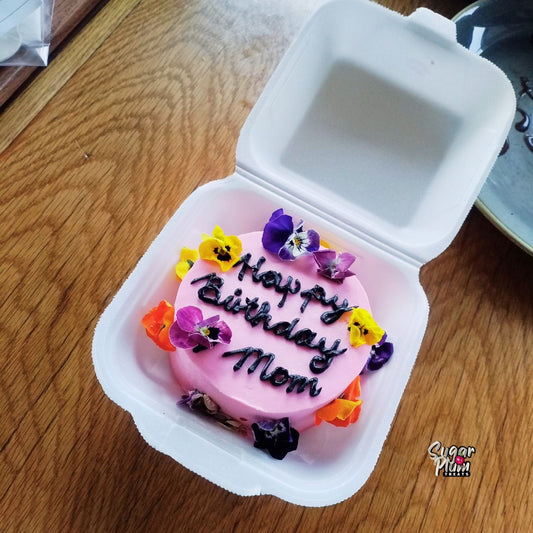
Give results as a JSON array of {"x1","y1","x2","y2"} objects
[{"x1": 142, "y1": 209, "x2": 393, "y2": 459}]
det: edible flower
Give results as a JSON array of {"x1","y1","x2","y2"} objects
[
  {"x1": 175, "y1": 247, "x2": 199, "y2": 280},
  {"x1": 180, "y1": 388, "x2": 218, "y2": 414},
  {"x1": 313, "y1": 249, "x2": 356, "y2": 282},
  {"x1": 141, "y1": 300, "x2": 176, "y2": 352},
  {"x1": 314, "y1": 375, "x2": 362, "y2": 427},
  {"x1": 262, "y1": 208, "x2": 320, "y2": 261},
  {"x1": 169, "y1": 305, "x2": 231, "y2": 352},
  {"x1": 347, "y1": 308, "x2": 385, "y2": 348},
  {"x1": 198, "y1": 225, "x2": 242, "y2": 272},
  {"x1": 251, "y1": 417, "x2": 299, "y2": 460},
  {"x1": 179, "y1": 389, "x2": 246, "y2": 433},
  {"x1": 361, "y1": 337, "x2": 394, "y2": 374}
]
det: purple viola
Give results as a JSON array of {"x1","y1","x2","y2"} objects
[
  {"x1": 179, "y1": 389, "x2": 246, "y2": 433},
  {"x1": 169, "y1": 306, "x2": 231, "y2": 352},
  {"x1": 262, "y1": 208, "x2": 320, "y2": 261},
  {"x1": 251, "y1": 417, "x2": 299, "y2": 460},
  {"x1": 313, "y1": 249, "x2": 356, "y2": 282},
  {"x1": 361, "y1": 336, "x2": 394, "y2": 374},
  {"x1": 179, "y1": 389, "x2": 219, "y2": 414}
]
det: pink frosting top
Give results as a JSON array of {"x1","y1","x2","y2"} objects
[{"x1": 169, "y1": 232, "x2": 371, "y2": 431}]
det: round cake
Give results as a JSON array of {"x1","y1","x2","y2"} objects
[
  {"x1": 142, "y1": 209, "x2": 392, "y2": 459},
  {"x1": 170, "y1": 231, "x2": 372, "y2": 427}
]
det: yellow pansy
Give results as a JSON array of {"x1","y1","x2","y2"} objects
[
  {"x1": 175, "y1": 247, "x2": 199, "y2": 280},
  {"x1": 198, "y1": 225, "x2": 242, "y2": 272},
  {"x1": 347, "y1": 308, "x2": 384, "y2": 348}
]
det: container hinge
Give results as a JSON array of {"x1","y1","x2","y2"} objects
[{"x1": 235, "y1": 165, "x2": 424, "y2": 270}]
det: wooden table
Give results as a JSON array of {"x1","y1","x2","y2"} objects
[{"x1": 2, "y1": 0, "x2": 532, "y2": 530}]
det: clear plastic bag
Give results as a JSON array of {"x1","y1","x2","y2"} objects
[{"x1": 0, "y1": 0, "x2": 55, "y2": 66}]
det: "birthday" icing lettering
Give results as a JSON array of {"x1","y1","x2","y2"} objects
[{"x1": 191, "y1": 272, "x2": 347, "y2": 374}]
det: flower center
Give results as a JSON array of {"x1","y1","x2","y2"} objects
[
  {"x1": 352, "y1": 321, "x2": 369, "y2": 336},
  {"x1": 213, "y1": 245, "x2": 232, "y2": 262},
  {"x1": 287, "y1": 231, "x2": 309, "y2": 255},
  {"x1": 198, "y1": 326, "x2": 211, "y2": 337}
]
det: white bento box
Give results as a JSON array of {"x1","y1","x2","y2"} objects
[{"x1": 92, "y1": 0, "x2": 514, "y2": 506}]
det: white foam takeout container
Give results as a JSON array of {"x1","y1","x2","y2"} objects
[{"x1": 92, "y1": 0, "x2": 514, "y2": 506}]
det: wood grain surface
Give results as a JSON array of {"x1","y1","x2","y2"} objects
[{"x1": 1, "y1": 0, "x2": 532, "y2": 531}]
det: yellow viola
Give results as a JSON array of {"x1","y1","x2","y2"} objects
[
  {"x1": 347, "y1": 308, "x2": 384, "y2": 348},
  {"x1": 175, "y1": 247, "x2": 199, "y2": 280},
  {"x1": 198, "y1": 225, "x2": 242, "y2": 272}
]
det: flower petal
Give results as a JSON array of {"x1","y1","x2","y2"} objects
[
  {"x1": 176, "y1": 306, "x2": 204, "y2": 332},
  {"x1": 314, "y1": 398, "x2": 363, "y2": 427},
  {"x1": 342, "y1": 375, "x2": 361, "y2": 401},
  {"x1": 168, "y1": 320, "x2": 197, "y2": 349},
  {"x1": 141, "y1": 301, "x2": 176, "y2": 351},
  {"x1": 281, "y1": 228, "x2": 320, "y2": 260},
  {"x1": 197, "y1": 314, "x2": 221, "y2": 329},
  {"x1": 362, "y1": 341, "x2": 394, "y2": 373},
  {"x1": 349, "y1": 325, "x2": 364, "y2": 348},
  {"x1": 313, "y1": 249, "x2": 337, "y2": 269},
  {"x1": 215, "y1": 321, "x2": 233, "y2": 344},
  {"x1": 212, "y1": 225, "x2": 225, "y2": 241},
  {"x1": 223, "y1": 234, "x2": 243, "y2": 255},
  {"x1": 348, "y1": 308, "x2": 385, "y2": 348},
  {"x1": 336, "y1": 252, "x2": 356, "y2": 270},
  {"x1": 175, "y1": 247, "x2": 198, "y2": 280},
  {"x1": 278, "y1": 243, "x2": 297, "y2": 261},
  {"x1": 262, "y1": 209, "x2": 294, "y2": 254},
  {"x1": 198, "y1": 226, "x2": 242, "y2": 272},
  {"x1": 251, "y1": 417, "x2": 299, "y2": 460},
  {"x1": 305, "y1": 229, "x2": 321, "y2": 252},
  {"x1": 190, "y1": 332, "x2": 212, "y2": 350},
  {"x1": 314, "y1": 376, "x2": 363, "y2": 427}
]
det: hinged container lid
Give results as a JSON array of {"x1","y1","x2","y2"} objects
[{"x1": 236, "y1": 0, "x2": 515, "y2": 265}]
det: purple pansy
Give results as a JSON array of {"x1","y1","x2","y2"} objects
[
  {"x1": 169, "y1": 306, "x2": 231, "y2": 352},
  {"x1": 179, "y1": 389, "x2": 219, "y2": 414},
  {"x1": 262, "y1": 208, "x2": 320, "y2": 261},
  {"x1": 179, "y1": 389, "x2": 246, "y2": 433},
  {"x1": 313, "y1": 249, "x2": 356, "y2": 282},
  {"x1": 361, "y1": 336, "x2": 394, "y2": 374},
  {"x1": 251, "y1": 417, "x2": 299, "y2": 460}
]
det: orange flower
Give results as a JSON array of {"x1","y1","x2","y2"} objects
[
  {"x1": 314, "y1": 376, "x2": 362, "y2": 427},
  {"x1": 141, "y1": 300, "x2": 176, "y2": 351}
]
